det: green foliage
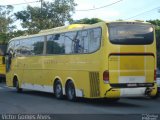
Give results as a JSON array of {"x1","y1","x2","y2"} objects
[
  {"x1": 0, "y1": 5, "x2": 15, "y2": 33},
  {"x1": 0, "y1": 5, "x2": 15, "y2": 44},
  {"x1": 10, "y1": 30, "x2": 27, "y2": 38},
  {"x1": 14, "y1": 0, "x2": 76, "y2": 34},
  {"x1": 0, "y1": 30, "x2": 28, "y2": 44},
  {"x1": 72, "y1": 18, "x2": 104, "y2": 24},
  {"x1": 147, "y1": 20, "x2": 160, "y2": 68},
  {"x1": 0, "y1": 33, "x2": 7, "y2": 44}
]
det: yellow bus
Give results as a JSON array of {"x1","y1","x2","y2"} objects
[
  {"x1": 0, "y1": 44, "x2": 7, "y2": 82},
  {"x1": 6, "y1": 21, "x2": 157, "y2": 101}
]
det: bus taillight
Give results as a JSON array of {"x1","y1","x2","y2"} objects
[
  {"x1": 154, "y1": 69, "x2": 156, "y2": 81},
  {"x1": 103, "y1": 70, "x2": 109, "y2": 83}
]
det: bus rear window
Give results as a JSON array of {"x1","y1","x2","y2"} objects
[{"x1": 108, "y1": 23, "x2": 154, "y2": 45}]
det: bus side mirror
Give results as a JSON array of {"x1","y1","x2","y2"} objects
[
  {"x1": 4, "y1": 53, "x2": 11, "y2": 65},
  {"x1": 5, "y1": 53, "x2": 9, "y2": 56}
]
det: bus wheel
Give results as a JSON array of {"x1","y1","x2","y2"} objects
[
  {"x1": 15, "y1": 80, "x2": 22, "y2": 93},
  {"x1": 66, "y1": 81, "x2": 76, "y2": 101},
  {"x1": 54, "y1": 80, "x2": 63, "y2": 99}
]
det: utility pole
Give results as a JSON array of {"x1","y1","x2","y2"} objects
[
  {"x1": 41, "y1": 0, "x2": 43, "y2": 13},
  {"x1": 40, "y1": 0, "x2": 43, "y2": 30}
]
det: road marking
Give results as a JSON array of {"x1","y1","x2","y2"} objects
[
  {"x1": 0, "y1": 85, "x2": 15, "y2": 90},
  {"x1": 2, "y1": 85, "x2": 15, "y2": 89},
  {"x1": 6, "y1": 87, "x2": 15, "y2": 89}
]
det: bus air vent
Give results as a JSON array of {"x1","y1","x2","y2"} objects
[{"x1": 89, "y1": 72, "x2": 100, "y2": 97}]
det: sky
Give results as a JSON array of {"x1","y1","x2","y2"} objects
[
  {"x1": 73, "y1": 0, "x2": 160, "y2": 20},
  {"x1": 0, "y1": 0, "x2": 160, "y2": 29}
]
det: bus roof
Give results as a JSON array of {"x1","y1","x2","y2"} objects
[
  {"x1": 105, "y1": 20, "x2": 152, "y2": 25},
  {"x1": 9, "y1": 21, "x2": 152, "y2": 42},
  {"x1": 39, "y1": 24, "x2": 89, "y2": 34},
  {"x1": 9, "y1": 23, "x2": 91, "y2": 42}
]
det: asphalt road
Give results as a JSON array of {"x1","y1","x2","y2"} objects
[{"x1": 0, "y1": 83, "x2": 160, "y2": 115}]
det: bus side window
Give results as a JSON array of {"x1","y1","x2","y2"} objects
[
  {"x1": 88, "y1": 28, "x2": 101, "y2": 53},
  {"x1": 7, "y1": 41, "x2": 15, "y2": 58},
  {"x1": 64, "y1": 32, "x2": 77, "y2": 54},
  {"x1": 82, "y1": 30, "x2": 89, "y2": 53},
  {"x1": 14, "y1": 40, "x2": 21, "y2": 57},
  {"x1": 33, "y1": 37, "x2": 44, "y2": 55},
  {"x1": 47, "y1": 34, "x2": 65, "y2": 54},
  {"x1": 20, "y1": 39, "x2": 33, "y2": 56},
  {"x1": 73, "y1": 31, "x2": 82, "y2": 53}
]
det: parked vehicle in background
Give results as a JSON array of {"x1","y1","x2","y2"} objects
[
  {"x1": 0, "y1": 44, "x2": 7, "y2": 82},
  {"x1": 156, "y1": 70, "x2": 160, "y2": 92}
]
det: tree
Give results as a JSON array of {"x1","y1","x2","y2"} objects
[
  {"x1": 72, "y1": 18, "x2": 104, "y2": 24},
  {"x1": 0, "y1": 5, "x2": 14, "y2": 33},
  {"x1": 147, "y1": 20, "x2": 160, "y2": 68},
  {"x1": 15, "y1": 0, "x2": 76, "y2": 34},
  {"x1": 0, "y1": 5, "x2": 14, "y2": 44},
  {"x1": 0, "y1": 31, "x2": 27, "y2": 44}
]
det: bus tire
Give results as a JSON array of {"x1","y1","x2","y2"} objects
[
  {"x1": 66, "y1": 81, "x2": 76, "y2": 101},
  {"x1": 54, "y1": 80, "x2": 63, "y2": 99},
  {"x1": 15, "y1": 79, "x2": 22, "y2": 93}
]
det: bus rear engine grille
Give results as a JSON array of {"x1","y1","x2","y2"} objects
[{"x1": 89, "y1": 72, "x2": 100, "y2": 97}]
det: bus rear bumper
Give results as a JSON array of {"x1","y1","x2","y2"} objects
[
  {"x1": 104, "y1": 84, "x2": 157, "y2": 98},
  {"x1": 120, "y1": 88, "x2": 146, "y2": 97}
]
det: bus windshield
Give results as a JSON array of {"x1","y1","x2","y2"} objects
[{"x1": 108, "y1": 23, "x2": 154, "y2": 45}]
